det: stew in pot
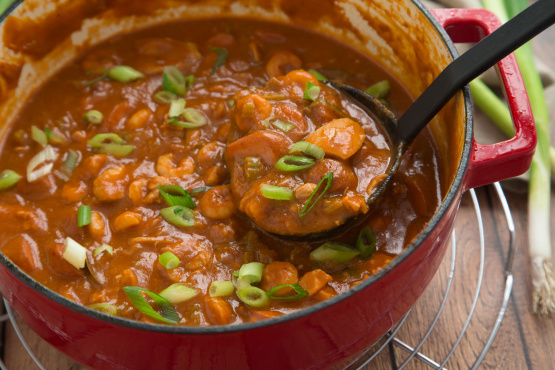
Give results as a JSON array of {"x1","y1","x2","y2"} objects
[{"x1": 0, "y1": 18, "x2": 442, "y2": 326}]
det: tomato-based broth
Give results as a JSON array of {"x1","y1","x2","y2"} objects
[{"x1": 0, "y1": 18, "x2": 441, "y2": 326}]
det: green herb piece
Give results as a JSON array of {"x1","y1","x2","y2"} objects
[
  {"x1": 158, "y1": 185, "x2": 196, "y2": 208},
  {"x1": 159, "y1": 283, "x2": 198, "y2": 304},
  {"x1": 237, "y1": 262, "x2": 264, "y2": 284},
  {"x1": 168, "y1": 98, "x2": 186, "y2": 118},
  {"x1": 356, "y1": 226, "x2": 376, "y2": 259},
  {"x1": 62, "y1": 237, "x2": 87, "y2": 270},
  {"x1": 77, "y1": 205, "x2": 91, "y2": 227},
  {"x1": 209, "y1": 47, "x2": 229, "y2": 75},
  {"x1": 289, "y1": 141, "x2": 325, "y2": 160},
  {"x1": 122, "y1": 286, "x2": 180, "y2": 324},
  {"x1": 209, "y1": 281, "x2": 235, "y2": 297},
  {"x1": 31, "y1": 126, "x2": 47, "y2": 146},
  {"x1": 275, "y1": 155, "x2": 315, "y2": 172},
  {"x1": 365, "y1": 80, "x2": 391, "y2": 99},
  {"x1": 299, "y1": 172, "x2": 333, "y2": 217},
  {"x1": 266, "y1": 284, "x2": 309, "y2": 300},
  {"x1": 304, "y1": 81, "x2": 320, "y2": 101},
  {"x1": 168, "y1": 108, "x2": 208, "y2": 128},
  {"x1": 0, "y1": 170, "x2": 21, "y2": 191},
  {"x1": 263, "y1": 117, "x2": 295, "y2": 132},
  {"x1": 153, "y1": 91, "x2": 178, "y2": 105},
  {"x1": 162, "y1": 66, "x2": 187, "y2": 96},
  {"x1": 310, "y1": 242, "x2": 360, "y2": 264},
  {"x1": 93, "y1": 244, "x2": 114, "y2": 257},
  {"x1": 307, "y1": 69, "x2": 329, "y2": 82},
  {"x1": 160, "y1": 205, "x2": 195, "y2": 227},
  {"x1": 107, "y1": 66, "x2": 144, "y2": 83},
  {"x1": 159, "y1": 251, "x2": 180, "y2": 270},
  {"x1": 236, "y1": 286, "x2": 270, "y2": 308},
  {"x1": 190, "y1": 186, "x2": 212, "y2": 195},
  {"x1": 260, "y1": 185, "x2": 294, "y2": 200},
  {"x1": 88, "y1": 303, "x2": 118, "y2": 316},
  {"x1": 44, "y1": 128, "x2": 66, "y2": 144},
  {"x1": 83, "y1": 110, "x2": 104, "y2": 125},
  {"x1": 83, "y1": 68, "x2": 109, "y2": 85}
]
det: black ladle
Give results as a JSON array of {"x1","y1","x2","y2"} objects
[{"x1": 331, "y1": 0, "x2": 555, "y2": 212}]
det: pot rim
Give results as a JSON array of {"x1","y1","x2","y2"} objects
[{"x1": 0, "y1": 0, "x2": 473, "y2": 335}]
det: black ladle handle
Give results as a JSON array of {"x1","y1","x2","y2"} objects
[{"x1": 398, "y1": 0, "x2": 555, "y2": 145}]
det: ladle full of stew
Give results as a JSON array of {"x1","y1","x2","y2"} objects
[{"x1": 226, "y1": 0, "x2": 554, "y2": 237}]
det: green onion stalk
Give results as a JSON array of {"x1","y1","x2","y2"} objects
[{"x1": 481, "y1": 0, "x2": 553, "y2": 314}]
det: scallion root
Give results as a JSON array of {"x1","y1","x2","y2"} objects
[{"x1": 532, "y1": 257, "x2": 555, "y2": 314}]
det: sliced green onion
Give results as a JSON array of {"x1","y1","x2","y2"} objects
[
  {"x1": 98, "y1": 143, "x2": 135, "y2": 157},
  {"x1": 88, "y1": 303, "x2": 118, "y2": 316},
  {"x1": 307, "y1": 69, "x2": 329, "y2": 82},
  {"x1": 60, "y1": 150, "x2": 80, "y2": 178},
  {"x1": 84, "y1": 67, "x2": 108, "y2": 85},
  {"x1": 87, "y1": 133, "x2": 124, "y2": 147},
  {"x1": 62, "y1": 237, "x2": 88, "y2": 270},
  {"x1": 31, "y1": 126, "x2": 47, "y2": 146},
  {"x1": 365, "y1": 80, "x2": 391, "y2": 99},
  {"x1": 77, "y1": 205, "x2": 91, "y2": 227},
  {"x1": 44, "y1": 128, "x2": 66, "y2": 144},
  {"x1": 160, "y1": 206, "x2": 195, "y2": 227},
  {"x1": 84, "y1": 110, "x2": 103, "y2": 124},
  {"x1": 227, "y1": 99, "x2": 235, "y2": 107},
  {"x1": 357, "y1": 226, "x2": 376, "y2": 259},
  {"x1": 233, "y1": 275, "x2": 251, "y2": 290},
  {"x1": 93, "y1": 244, "x2": 114, "y2": 257},
  {"x1": 107, "y1": 66, "x2": 144, "y2": 83},
  {"x1": 236, "y1": 286, "x2": 270, "y2": 308},
  {"x1": 190, "y1": 186, "x2": 212, "y2": 195},
  {"x1": 169, "y1": 108, "x2": 208, "y2": 128},
  {"x1": 184, "y1": 75, "x2": 195, "y2": 89},
  {"x1": 299, "y1": 172, "x2": 333, "y2": 217},
  {"x1": 289, "y1": 141, "x2": 325, "y2": 160},
  {"x1": 168, "y1": 98, "x2": 186, "y2": 118},
  {"x1": 0, "y1": 170, "x2": 22, "y2": 190},
  {"x1": 153, "y1": 91, "x2": 178, "y2": 105},
  {"x1": 209, "y1": 281, "x2": 235, "y2": 297},
  {"x1": 263, "y1": 117, "x2": 295, "y2": 132},
  {"x1": 159, "y1": 251, "x2": 180, "y2": 269},
  {"x1": 162, "y1": 66, "x2": 187, "y2": 96},
  {"x1": 158, "y1": 185, "x2": 196, "y2": 208},
  {"x1": 238, "y1": 262, "x2": 264, "y2": 284},
  {"x1": 159, "y1": 283, "x2": 198, "y2": 304},
  {"x1": 275, "y1": 155, "x2": 315, "y2": 172},
  {"x1": 266, "y1": 284, "x2": 309, "y2": 300},
  {"x1": 27, "y1": 145, "x2": 57, "y2": 182},
  {"x1": 304, "y1": 81, "x2": 320, "y2": 102},
  {"x1": 310, "y1": 242, "x2": 359, "y2": 264},
  {"x1": 122, "y1": 286, "x2": 180, "y2": 324},
  {"x1": 209, "y1": 47, "x2": 229, "y2": 75},
  {"x1": 260, "y1": 184, "x2": 294, "y2": 200}
]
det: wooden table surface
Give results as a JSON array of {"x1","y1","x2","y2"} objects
[{"x1": 2, "y1": 13, "x2": 555, "y2": 370}]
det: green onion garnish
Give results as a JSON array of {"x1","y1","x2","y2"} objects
[
  {"x1": 227, "y1": 99, "x2": 235, "y2": 107},
  {"x1": 59, "y1": 149, "x2": 80, "y2": 178},
  {"x1": 266, "y1": 284, "x2": 309, "y2": 300},
  {"x1": 62, "y1": 237, "x2": 87, "y2": 270},
  {"x1": 159, "y1": 251, "x2": 180, "y2": 269},
  {"x1": 263, "y1": 117, "x2": 295, "y2": 132},
  {"x1": 122, "y1": 286, "x2": 180, "y2": 324},
  {"x1": 299, "y1": 172, "x2": 333, "y2": 217},
  {"x1": 87, "y1": 133, "x2": 124, "y2": 147},
  {"x1": 310, "y1": 242, "x2": 360, "y2": 264},
  {"x1": 356, "y1": 226, "x2": 377, "y2": 259},
  {"x1": 77, "y1": 205, "x2": 91, "y2": 227},
  {"x1": 160, "y1": 205, "x2": 195, "y2": 227},
  {"x1": 162, "y1": 66, "x2": 187, "y2": 96},
  {"x1": 209, "y1": 281, "x2": 235, "y2": 297},
  {"x1": 44, "y1": 128, "x2": 66, "y2": 144},
  {"x1": 289, "y1": 141, "x2": 325, "y2": 160},
  {"x1": 153, "y1": 91, "x2": 178, "y2": 105},
  {"x1": 27, "y1": 145, "x2": 57, "y2": 182},
  {"x1": 93, "y1": 244, "x2": 113, "y2": 257},
  {"x1": 365, "y1": 80, "x2": 391, "y2": 99},
  {"x1": 107, "y1": 66, "x2": 145, "y2": 83},
  {"x1": 209, "y1": 47, "x2": 229, "y2": 75},
  {"x1": 83, "y1": 67, "x2": 109, "y2": 85},
  {"x1": 88, "y1": 303, "x2": 118, "y2": 316},
  {"x1": 168, "y1": 98, "x2": 186, "y2": 119},
  {"x1": 0, "y1": 170, "x2": 21, "y2": 191},
  {"x1": 237, "y1": 262, "x2": 264, "y2": 284},
  {"x1": 236, "y1": 286, "x2": 270, "y2": 308},
  {"x1": 307, "y1": 69, "x2": 329, "y2": 82},
  {"x1": 260, "y1": 184, "x2": 294, "y2": 200},
  {"x1": 275, "y1": 155, "x2": 315, "y2": 172},
  {"x1": 159, "y1": 283, "x2": 198, "y2": 304},
  {"x1": 184, "y1": 74, "x2": 195, "y2": 89},
  {"x1": 304, "y1": 81, "x2": 320, "y2": 102},
  {"x1": 190, "y1": 186, "x2": 212, "y2": 195},
  {"x1": 158, "y1": 185, "x2": 196, "y2": 208},
  {"x1": 168, "y1": 108, "x2": 207, "y2": 128},
  {"x1": 31, "y1": 126, "x2": 47, "y2": 146},
  {"x1": 87, "y1": 133, "x2": 134, "y2": 157},
  {"x1": 83, "y1": 110, "x2": 104, "y2": 125}
]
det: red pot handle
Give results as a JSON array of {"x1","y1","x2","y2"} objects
[{"x1": 431, "y1": 8, "x2": 536, "y2": 190}]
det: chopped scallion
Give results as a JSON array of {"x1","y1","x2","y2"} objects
[
  {"x1": 266, "y1": 284, "x2": 309, "y2": 300},
  {"x1": 83, "y1": 110, "x2": 104, "y2": 124},
  {"x1": 238, "y1": 262, "x2": 264, "y2": 284},
  {"x1": 184, "y1": 75, "x2": 195, "y2": 89},
  {"x1": 31, "y1": 126, "x2": 47, "y2": 146},
  {"x1": 365, "y1": 80, "x2": 391, "y2": 99},
  {"x1": 307, "y1": 69, "x2": 329, "y2": 82},
  {"x1": 289, "y1": 141, "x2": 325, "y2": 160},
  {"x1": 87, "y1": 133, "x2": 124, "y2": 147},
  {"x1": 209, "y1": 281, "x2": 235, "y2": 297},
  {"x1": 153, "y1": 91, "x2": 178, "y2": 105},
  {"x1": 236, "y1": 286, "x2": 270, "y2": 308},
  {"x1": 158, "y1": 185, "x2": 196, "y2": 208},
  {"x1": 62, "y1": 237, "x2": 88, "y2": 270},
  {"x1": 356, "y1": 226, "x2": 376, "y2": 259},
  {"x1": 209, "y1": 47, "x2": 229, "y2": 75},
  {"x1": 159, "y1": 251, "x2": 180, "y2": 269},
  {"x1": 168, "y1": 98, "x2": 186, "y2": 118},
  {"x1": 299, "y1": 172, "x2": 333, "y2": 217},
  {"x1": 98, "y1": 143, "x2": 135, "y2": 157},
  {"x1": 169, "y1": 108, "x2": 208, "y2": 128},
  {"x1": 93, "y1": 244, "x2": 114, "y2": 257},
  {"x1": 107, "y1": 66, "x2": 144, "y2": 83},
  {"x1": 84, "y1": 68, "x2": 108, "y2": 85},
  {"x1": 190, "y1": 186, "x2": 212, "y2": 195},
  {"x1": 0, "y1": 170, "x2": 21, "y2": 191},
  {"x1": 304, "y1": 81, "x2": 320, "y2": 102},
  {"x1": 88, "y1": 303, "x2": 117, "y2": 316},
  {"x1": 160, "y1": 205, "x2": 195, "y2": 227},
  {"x1": 27, "y1": 145, "x2": 57, "y2": 182},
  {"x1": 162, "y1": 66, "x2": 187, "y2": 96},
  {"x1": 260, "y1": 184, "x2": 294, "y2": 200},
  {"x1": 275, "y1": 155, "x2": 315, "y2": 172},
  {"x1": 44, "y1": 128, "x2": 66, "y2": 144},
  {"x1": 159, "y1": 283, "x2": 198, "y2": 304},
  {"x1": 77, "y1": 205, "x2": 91, "y2": 227},
  {"x1": 310, "y1": 242, "x2": 359, "y2": 264},
  {"x1": 263, "y1": 117, "x2": 295, "y2": 132},
  {"x1": 122, "y1": 286, "x2": 180, "y2": 324}
]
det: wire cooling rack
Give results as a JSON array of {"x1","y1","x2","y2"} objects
[{"x1": 0, "y1": 183, "x2": 514, "y2": 370}]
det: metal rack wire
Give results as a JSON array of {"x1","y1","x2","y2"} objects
[{"x1": 0, "y1": 183, "x2": 515, "y2": 369}]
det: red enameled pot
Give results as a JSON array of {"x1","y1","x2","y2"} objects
[{"x1": 0, "y1": 1, "x2": 535, "y2": 369}]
